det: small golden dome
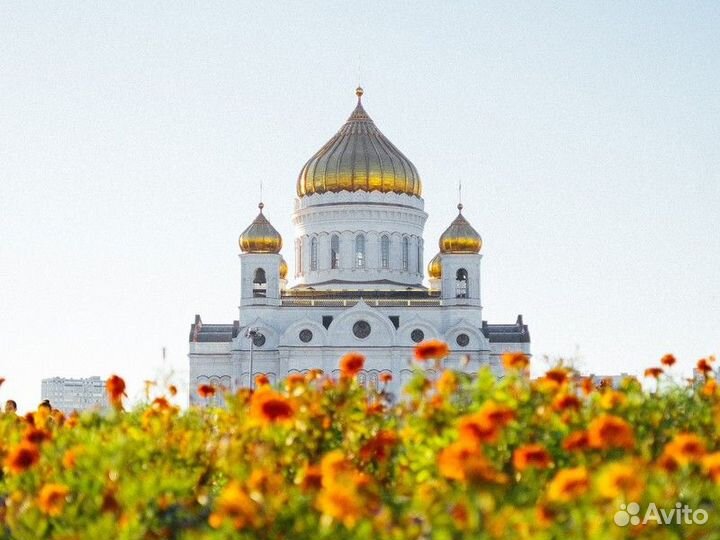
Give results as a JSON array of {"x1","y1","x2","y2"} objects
[
  {"x1": 439, "y1": 204, "x2": 482, "y2": 254},
  {"x1": 279, "y1": 256, "x2": 288, "y2": 279},
  {"x1": 238, "y1": 203, "x2": 283, "y2": 254},
  {"x1": 427, "y1": 252, "x2": 442, "y2": 278},
  {"x1": 297, "y1": 88, "x2": 422, "y2": 198}
]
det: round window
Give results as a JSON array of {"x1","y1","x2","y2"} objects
[
  {"x1": 456, "y1": 333, "x2": 470, "y2": 347},
  {"x1": 353, "y1": 320, "x2": 371, "y2": 339},
  {"x1": 411, "y1": 329, "x2": 425, "y2": 343},
  {"x1": 299, "y1": 329, "x2": 313, "y2": 343},
  {"x1": 253, "y1": 333, "x2": 266, "y2": 347}
]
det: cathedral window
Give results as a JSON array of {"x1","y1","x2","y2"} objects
[
  {"x1": 402, "y1": 237, "x2": 409, "y2": 270},
  {"x1": 253, "y1": 268, "x2": 267, "y2": 298},
  {"x1": 381, "y1": 235, "x2": 390, "y2": 269},
  {"x1": 310, "y1": 237, "x2": 318, "y2": 271},
  {"x1": 456, "y1": 268, "x2": 468, "y2": 298},
  {"x1": 331, "y1": 235, "x2": 340, "y2": 269},
  {"x1": 355, "y1": 234, "x2": 365, "y2": 268}
]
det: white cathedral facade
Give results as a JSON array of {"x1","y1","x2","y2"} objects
[{"x1": 188, "y1": 88, "x2": 529, "y2": 404}]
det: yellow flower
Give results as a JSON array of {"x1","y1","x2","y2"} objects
[
  {"x1": 436, "y1": 370, "x2": 458, "y2": 395},
  {"x1": 597, "y1": 462, "x2": 644, "y2": 500},
  {"x1": 702, "y1": 452, "x2": 720, "y2": 483},
  {"x1": 316, "y1": 482, "x2": 364, "y2": 528},
  {"x1": 663, "y1": 433, "x2": 705, "y2": 465},
  {"x1": 547, "y1": 467, "x2": 589, "y2": 503},
  {"x1": 37, "y1": 484, "x2": 70, "y2": 517}
]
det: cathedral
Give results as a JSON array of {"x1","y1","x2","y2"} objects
[{"x1": 188, "y1": 88, "x2": 529, "y2": 404}]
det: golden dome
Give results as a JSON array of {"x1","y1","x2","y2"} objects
[
  {"x1": 279, "y1": 256, "x2": 288, "y2": 279},
  {"x1": 238, "y1": 203, "x2": 283, "y2": 254},
  {"x1": 427, "y1": 252, "x2": 442, "y2": 278},
  {"x1": 297, "y1": 88, "x2": 422, "y2": 198},
  {"x1": 439, "y1": 204, "x2": 482, "y2": 254}
]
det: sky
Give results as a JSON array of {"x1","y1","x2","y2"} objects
[{"x1": 1, "y1": 2, "x2": 719, "y2": 412}]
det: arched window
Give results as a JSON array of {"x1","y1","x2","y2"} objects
[
  {"x1": 417, "y1": 241, "x2": 422, "y2": 273},
  {"x1": 381, "y1": 235, "x2": 390, "y2": 269},
  {"x1": 253, "y1": 268, "x2": 267, "y2": 298},
  {"x1": 402, "y1": 237, "x2": 409, "y2": 271},
  {"x1": 330, "y1": 234, "x2": 340, "y2": 269},
  {"x1": 310, "y1": 237, "x2": 318, "y2": 271},
  {"x1": 456, "y1": 268, "x2": 468, "y2": 298},
  {"x1": 355, "y1": 234, "x2": 365, "y2": 268}
]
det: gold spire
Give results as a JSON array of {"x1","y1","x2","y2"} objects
[
  {"x1": 279, "y1": 256, "x2": 288, "y2": 279},
  {"x1": 427, "y1": 252, "x2": 442, "y2": 278},
  {"x1": 238, "y1": 202, "x2": 283, "y2": 254},
  {"x1": 296, "y1": 88, "x2": 422, "y2": 198},
  {"x1": 439, "y1": 204, "x2": 482, "y2": 254}
]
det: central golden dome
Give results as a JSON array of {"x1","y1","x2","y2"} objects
[{"x1": 297, "y1": 88, "x2": 422, "y2": 198}]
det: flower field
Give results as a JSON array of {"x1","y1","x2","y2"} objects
[{"x1": 2, "y1": 345, "x2": 720, "y2": 539}]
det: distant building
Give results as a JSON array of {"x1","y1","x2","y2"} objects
[
  {"x1": 41, "y1": 376, "x2": 107, "y2": 413},
  {"x1": 587, "y1": 373, "x2": 632, "y2": 389}
]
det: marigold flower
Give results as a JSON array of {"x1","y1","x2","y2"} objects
[
  {"x1": 513, "y1": 443, "x2": 552, "y2": 471},
  {"x1": 151, "y1": 397, "x2": 171, "y2": 411},
  {"x1": 580, "y1": 377, "x2": 595, "y2": 395},
  {"x1": 544, "y1": 368, "x2": 570, "y2": 385},
  {"x1": 359, "y1": 430, "x2": 398, "y2": 462},
  {"x1": 663, "y1": 433, "x2": 706, "y2": 465},
  {"x1": 5, "y1": 442, "x2": 40, "y2": 474},
  {"x1": 339, "y1": 353, "x2": 365, "y2": 378},
  {"x1": 702, "y1": 379, "x2": 718, "y2": 397},
  {"x1": 536, "y1": 504, "x2": 556, "y2": 528},
  {"x1": 552, "y1": 393, "x2": 581, "y2": 412},
  {"x1": 644, "y1": 367, "x2": 663, "y2": 379},
  {"x1": 379, "y1": 372, "x2": 392, "y2": 384},
  {"x1": 547, "y1": 467, "x2": 589, "y2": 502},
  {"x1": 450, "y1": 503, "x2": 470, "y2": 530},
  {"x1": 299, "y1": 464, "x2": 323, "y2": 491},
  {"x1": 37, "y1": 483, "x2": 70, "y2": 517},
  {"x1": 62, "y1": 448, "x2": 81, "y2": 470},
  {"x1": 697, "y1": 358, "x2": 713, "y2": 377},
  {"x1": 563, "y1": 431, "x2": 590, "y2": 452},
  {"x1": 250, "y1": 389, "x2": 295, "y2": 424},
  {"x1": 458, "y1": 402, "x2": 515, "y2": 445},
  {"x1": 438, "y1": 441, "x2": 507, "y2": 484},
  {"x1": 436, "y1": 370, "x2": 457, "y2": 395},
  {"x1": 597, "y1": 462, "x2": 644, "y2": 500},
  {"x1": 197, "y1": 384, "x2": 216, "y2": 399},
  {"x1": 285, "y1": 373, "x2": 305, "y2": 388},
  {"x1": 168, "y1": 384, "x2": 178, "y2": 396},
  {"x1": 208, "y1": 481, "x2": 258, "y2": 530},
  {"x1": 656, "y1": 451, "x2": 680, "y2": 473},
  {"x1": 414, "y1": 340, "x2": 450, "y2": 361},
  {"x1": 660, "y1": 354, "x2": 676, "y2": 367},
  {"x1": 23, "y1": 426, "x2": 51, "y2": 445},
  {"x1": 599, "y1": 389, "x2": 627, "y2": 410},
  {"x1": 587, "y1": 415, "x2": 635, "y2": 450},
  {"x1": 502, "y1": 352, "x2": 529, "y2": 371},
  {"x1": 106, "y1": 375, "x2": 126, "y2": 406},
  {"x1": 316, "y1": 482, "x2": 365, "y2": 528},
  {"x1": 701, "y1": 452, "x2": 720, "y2": 483},
  {"x1": 254, "y1": 373, "x2": 270, "y2": 387},
  {"x1": 320, "y1": 450, "x2": 353, "y2": 486}
]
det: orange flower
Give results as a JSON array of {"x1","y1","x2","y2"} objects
[
  {"x1": 320, "y1": 450, "x2": 354, "y2": 486},
  {"x1": 316, "y1": 482, "x2": 365, "y2": 528},
  {"x1": 563, "y1": 431, "x2": 590, "y2": 452},
  {"x1": 414, "y1": 340, "x2": 450, "y2": 361},
  {"x1": 547, "y1": 467, "x2": 589, "y2": 502},
  {"x1": 536, "y1": 504, "x2": 556, "y2": 528},
  {"x1": 254, "y1": 373, "x2": 270, "y2": 387},
  {"x1": 660, "y1": 354, "x2": 676, "y2": 367},
  {"x1": 299, "y1": 464, "x2": 323, "y2": 491},
  {"x1": 663, "y1": 433, "x2": 705, "y2": 465},
  {"x1": 106, "y1": 375, "x2": 126, "y2": 407},
  {"x1": 597, "y1": 462, "x2": 644, "y2": 500},
  {"x1": 250, "y1": 389, "x2": 295, "y2": 424},
  {"x1": 197, "y1": 384, "x2": 216, "y2": 399},
  {"x1": 379, "y1": 372, "x2": 392, "y2": 384},
  {"x1": 502, "y1": 352, "x2": 529, "y2": 371},
  {"x1": 438, "y1": 441, "x2": 507, "y2": 484},
  {"x1": 552, "y1": 393, "x2": 581, "y2": 412},
  {"x1": 544, "y1": 368, "x2": 570, "y2": 385},
  {"x1": 62, "y1": 447, "x2": 82, "y2": 470},
  {"x1": 5, "y1": 442, "x2": 40, "y2": 474},
  {"x1": 359, "y1": 430, "x2": 398, "y2": 462},
  {"x1": 702, "y1": 379, "x2": 718, "y2": 397},
  {"x1": 580, "y1": 377, "x2": 595, "y2": 395},
  {"x1": 599, "y1": 390, "x2": 627, "y2": 410},
  {"x1": 450, "y1": 503, "x2": 470, "y2": 530},
  {"x1": 697, "y1": 358, "x2": 713, "y2": 377},
  {"x1": 701, "y1": 452, "x2": 720, "y2": 483},
  {"x1": 285, "y1": 374, "x2": 305, "y2": 388},
  {"x1": 168, "y1": 385, "x2": 178, "y2": 396},
  {"x1": 644, "y1": 367, "x2": 663, "y2": 379},
  {"x1": 458, "y1": 402, "x2": 515, "y2": 445},
  {"x1": 339, "y1": 353, "x2": 365, "y2": 378},
  {"x1": 37, "y1": 483, "x2": 70, "y2": 516},
  {"x1": 513, "y1": 444, "x2": 552, "y2": 471},
  {"x1": 208, "y1": 481, "x2": 259, "y2": 530},
  {"x1": 23, "y1": 426, "x2": 51, "y2": 445},
  {"x1": 657, "y1": 451, "x2": 680, "y2": 473},
  {"x1": 588, "y1": 415, "x2": 635, "y2": 450},
  {"x1": 436, "y1": 370, "x2": 458, "y2": 395}
]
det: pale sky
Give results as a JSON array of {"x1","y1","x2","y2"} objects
[{"x1": 1, "y1": 2, "x2": 719, "y2": 412}]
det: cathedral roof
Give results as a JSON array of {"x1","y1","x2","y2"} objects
[
  {"x1": 296, "y1": 87, "x2": 422, "y2": 198},
  {"x1": 439, "y1": 204, "x2": 482, "y2": 254},
  {"x1": 238, "y1": 202, "x2": 283, "y2": 254}
]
